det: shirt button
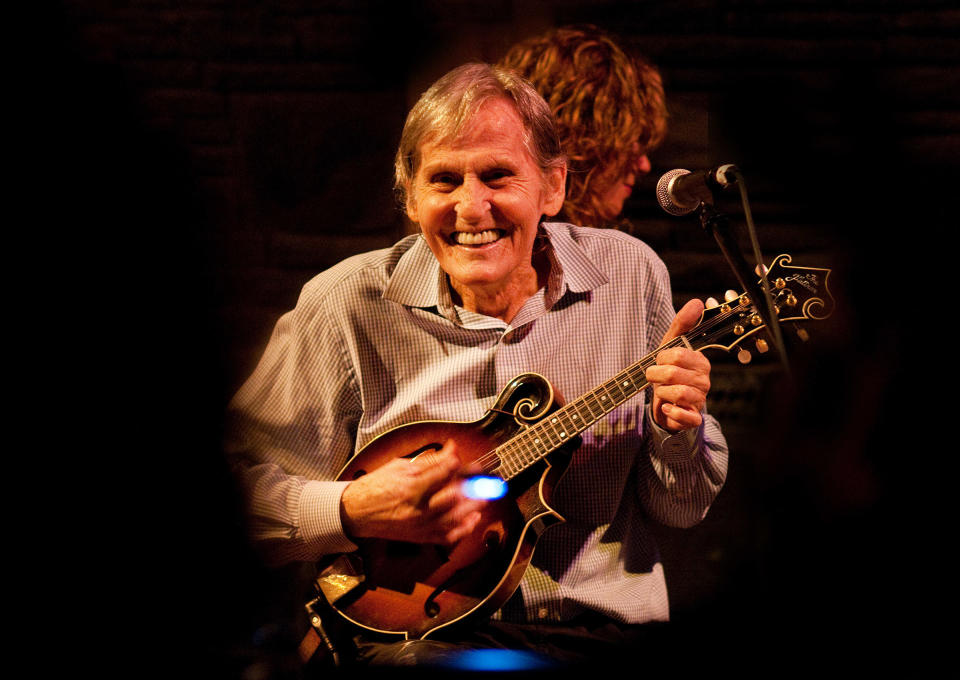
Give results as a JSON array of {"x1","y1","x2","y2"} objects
[{"x1": 537, "y1": 608, "x2": 549, "y2": 619}]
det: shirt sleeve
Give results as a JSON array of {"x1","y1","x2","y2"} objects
[
  {"x1": 224, "y1": 285, "x2": 362, "y2": 565},
  {"x1": 637, "y1": 404, "x2": 729, "y2": 528},
  {"x1": 633, "y1": 251, "x2": 730, "y2": 528}
]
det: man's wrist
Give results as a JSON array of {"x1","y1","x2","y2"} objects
[{"x1": 646, "y1": 404, "x2": 701, "y2": 460}]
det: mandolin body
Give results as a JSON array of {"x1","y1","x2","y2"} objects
[{"x1": 316, "y1": 372, "x2": 574, "y2": 639}]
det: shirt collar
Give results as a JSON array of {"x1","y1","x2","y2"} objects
[
  {"x1": 382, "y1": 235, "x2": 445, "y2": 308},
  {"x1": 539, "y1": 222, "x2": 609, "y2": 302},
  {"x1": 382, "y1": 224, "x2": 609, "y2": 315}
]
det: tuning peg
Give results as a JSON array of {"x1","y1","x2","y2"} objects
[
  {"x1": 755, "y1": 263, "x2": 769, "y2": 276},
  {"x1": 755, "y1": 338, "x2": 769, "y2": 353},
  {"x1": 724, "y1": 289, "x2": 739, "y2": 302},
  {"x1": 706, "y1": 296, "x2": 720, "y2": 308},
  {"x1": 737, "y1": 348, "x2": 752, "y2": 364},
  {"x1": 796, "y1": 326, "x2": 810, "y2": 342}
]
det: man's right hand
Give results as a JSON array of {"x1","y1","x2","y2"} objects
[{"x1": 339, "y1": 439, "x2": 486, "y2": 545}]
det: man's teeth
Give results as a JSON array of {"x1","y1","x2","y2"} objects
[{"x1": 454, "y1": 230, "x2": 502, "y2": 245}]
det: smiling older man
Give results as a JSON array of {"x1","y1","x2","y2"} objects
[{"x1": 226, "y1": 63, "x2": 727, "y2": 668}]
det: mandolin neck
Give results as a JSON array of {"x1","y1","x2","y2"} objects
[{"x1": 491, "y1": 335, "x2": 686, "y2": 480}]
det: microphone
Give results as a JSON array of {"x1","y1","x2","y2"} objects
[{"x1": 656, "y1": 164, "x2": 739, "y2": 216}]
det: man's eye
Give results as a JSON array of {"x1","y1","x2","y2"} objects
[
  {"x1": 431, "y1": 174, "x2": 459, "y2": 187},
  {"x1": 484, "y1": 169, "x2": 512, "y2": 184}
]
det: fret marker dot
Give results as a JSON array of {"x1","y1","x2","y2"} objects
[{"x1": 560, "y1": 432, "x2": 566, "y2": 438}]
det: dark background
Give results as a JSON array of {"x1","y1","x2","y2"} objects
[{"x1": 46, "y1": 0, "x2": 956, "y2": 676}]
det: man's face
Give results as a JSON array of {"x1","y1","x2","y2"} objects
[{"x1": 406, "y1": 98, "x2": 565, "y2": 299}]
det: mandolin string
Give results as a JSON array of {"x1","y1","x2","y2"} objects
[{"x1": 471, "y1": 302, "x2": 749, "y2": 477}]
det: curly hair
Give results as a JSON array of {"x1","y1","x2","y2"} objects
[{"x1": 498, "y1": 26, "x2": 667, "y2": 227}]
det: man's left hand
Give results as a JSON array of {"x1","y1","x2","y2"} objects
[{"x1": 645, "y1": 299, "x2": 712, "y2": 433}]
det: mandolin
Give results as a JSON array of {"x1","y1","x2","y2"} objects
[{"x1": 310, "y1": 254, "x2": 833, "y2": 640}]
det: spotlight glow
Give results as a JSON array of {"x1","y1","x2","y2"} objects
[{"x1": 462, "y1": 476, "x2": 508, "y2": 500}]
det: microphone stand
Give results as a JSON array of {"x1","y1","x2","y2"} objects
[{"x1": 697, "y1": 201, "x2": 792, "y2": 380}]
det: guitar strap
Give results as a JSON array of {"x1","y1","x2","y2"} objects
[
  {"x1": 298, "y1": 626, "x2": 325, "y2": 665},
  {"x1": 299, "y1": 593, "x2": 358, "y2": 668}
]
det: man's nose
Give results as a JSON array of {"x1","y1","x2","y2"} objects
[{"x1": 455, "y1": 177, "x2": 491, "y2": 221}]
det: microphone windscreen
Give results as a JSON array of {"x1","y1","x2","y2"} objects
[{"x1": 656, "y1": 168, "x2": 695, "y2": 216}]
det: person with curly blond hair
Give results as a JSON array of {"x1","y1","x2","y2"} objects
[{"x1": 498, "y1": 25, "x2": 667, "y2": 229}]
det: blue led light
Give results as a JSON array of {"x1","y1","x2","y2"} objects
[
  {"x1": 440, "y1": 648, "x2": 555, "y2": 671},
  {"x1": 462, "y1": 476, "x2": 508, "y2": 500}
]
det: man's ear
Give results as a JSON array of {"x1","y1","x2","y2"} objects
[
  {"x1": 405, "y1": 189, "x2": 419, "y2": 224},
  {"x1": 541, "y1": 164, "x2": 567, "y2": 217}
]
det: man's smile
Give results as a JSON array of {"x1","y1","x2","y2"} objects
[{"x1": 451, "y1": 229, "x2": 506, "y2": 246}]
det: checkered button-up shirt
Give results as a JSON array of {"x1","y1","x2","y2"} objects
[{"x1": 226, "y1": 222, "x2": 728, "y2": 624}]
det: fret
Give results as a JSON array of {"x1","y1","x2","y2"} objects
[
  {"x1": 582, "y1": 391, "x2": 600, "y2": 419},
  {"x1": 563, "y1": 404, "x2": 588, "y2": 433},
  {"x1": 555, "y1": 409, "x2": 578, "y2": 437},
  {"x1": 581, "y1": 392, "x2": 604, "y2": 420},
  {"x1": 605, "y1": 377, "x2": 627, "y2": 402},
  {"x1": 494, "y1": 451, "x2": 513, "y2": 479},
  {"x1": 522, "y1": 431, "x2": 539, "y2": 461},
  {"x1": 584, "y1": 388, "x2": 607, "y2": 420},
  {"x1": 543, "y1": 412, "x2": 572, "y2": 445},
  {"x1": 538, "y1": 418, "x2": 561, "y2": 449},
  {"x1": 594, "y1": 383, "x2": 617, "y2": 413},
  {"x1": 527, "y1": 426, "x2": 549, "y2": 459},
  {"x1": 500, "y1": 438, "x2": 519, "y2": 471},
  {"x1": 615, "y1": 371, "x2": 640, "y2": 399},
  {"x1": 510, "y1": 446, "x2": 527, "y2": 477},
  {"x1": 637, "y1": 357, "x2": 656, "y2": 374},
  {"x1": 514, "y1": 437, "x2": 531, "y2": 469},
  {"x1": 517, "y1": 430, "x2": 538, "y2": 465},
  {"x1": 505, "y1": 445, "x2": 521, "y2": 478},
  {"x1": 626, "y1": 363, "x2": 648, "y2": 388},
  {"x1": 565, "y1": 402, "x2": 585, "y2": 427},
  {"x1": 499, "y1": 441, "x2": 519, "y2": 475}
]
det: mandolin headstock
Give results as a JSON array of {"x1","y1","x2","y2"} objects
[{"x1": 687, "y1": 254, "x2": 834, "y2": 363}]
